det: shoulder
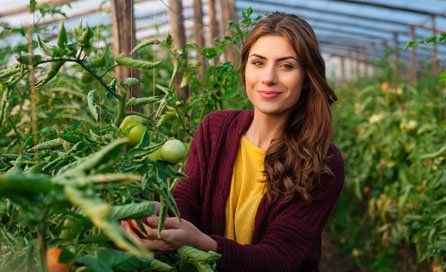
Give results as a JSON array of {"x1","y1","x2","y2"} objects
[
  {"x1": 191, "y1": 109, "x2": 248, "y2": 151},
  {"x1": 199, "y1": 109, "x2": 249, "y2": 132},
  {"x1": 202, "y1": 109, "x2": 246, "y2": 124}
]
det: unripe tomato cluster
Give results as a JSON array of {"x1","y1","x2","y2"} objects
[
  {"x1": 119, "y1": 115, "x2": 148, "y2": 146},
  {"x1": 119, "y1": 115, "x2": 187, "y2": 164}
]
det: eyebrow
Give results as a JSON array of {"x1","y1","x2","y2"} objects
[{"x1": 249, "y1": 53, "x2": 298, "y2": 62}]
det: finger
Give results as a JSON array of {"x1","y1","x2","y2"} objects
[
  {"x1": 142, "y1": 224, "x2": 159, "y2": 240},
  {"x1": 143, "y1": 216, "x2": 181, "y2": 229},
  {"x1": 158, "y1": 229, "x2": 176, "y2": 242}
]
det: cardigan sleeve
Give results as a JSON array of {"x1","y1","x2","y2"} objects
[
  {"x1": 209, "y1": 154, "x2": 345, "y2": 272},
  {"x1": 171, "y1": 116, "x2": 208, "y2": 228}
]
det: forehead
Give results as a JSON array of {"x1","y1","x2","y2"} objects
[{"x1": 249, "y1": 35, "x2": 297, "y2": 58}]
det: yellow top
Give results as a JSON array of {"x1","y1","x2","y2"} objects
[{"x1": 225, "y1": 136, "x2": 266, "y2": 244}]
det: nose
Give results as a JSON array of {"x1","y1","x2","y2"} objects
[{"x1": 261, "y1": 65, "x2": 278, "y2": 86}]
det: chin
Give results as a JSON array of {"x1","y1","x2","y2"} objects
[{"x1": 254, "y1": 104, "x2": 289, "y2": 116}]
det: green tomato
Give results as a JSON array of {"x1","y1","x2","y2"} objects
[
  {"x1": 148, "y1": 147, "x2": 163, "y2": 162},
  {"x1": 161, "y1": 139, "x2": 187, "y2": 164},
  {"x1": 119, "y1": 115, "x2": 145, "y2": 135},
  {"x1": 127, "y1": 124, "x2": 147, "y2": 146}
]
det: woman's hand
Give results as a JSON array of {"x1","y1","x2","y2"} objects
[{"x1": 121, "y1": 216, "x2": 217, "y2": 253}]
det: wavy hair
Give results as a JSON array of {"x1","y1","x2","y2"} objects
[{"x1": 241, "y1": 12, "x2": 338, "y2": 202}]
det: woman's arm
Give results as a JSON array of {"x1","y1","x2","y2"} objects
[{"x1": 130, "y1": 190, "x2": 340, "y2": 271}]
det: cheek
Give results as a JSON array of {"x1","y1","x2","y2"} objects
[
  {"x1": 282, "y1": 72, "x2": 304, "y2": 93},
  {"x1": 244, "y1": 65, "x2": 259, "y2": 87}
]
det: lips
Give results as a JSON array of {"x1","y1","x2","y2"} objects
[{"x1": 258, "y1": 90, "x2": 282, "y2": 99}]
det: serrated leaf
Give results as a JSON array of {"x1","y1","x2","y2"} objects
[
  {"x1": 149, "y1": 259, "x2": 175, "y2": 272},
  {"x1": 177, "y1": 246, "x2": 221, "y2": 262},
  {"x1": 109, "y1": 201, "x2": 156, "y2": 221},
  {"x1": 125, "y1": 96, "x2": 163, "y2": 107}
]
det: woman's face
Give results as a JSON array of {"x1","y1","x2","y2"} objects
[{"x1": 245, "y1": 35, "x2": 305, "y2": 117}]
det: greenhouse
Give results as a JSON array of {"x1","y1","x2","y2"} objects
[{"x1": 0, "y1": 0, "x2": 445, "y2": 271}]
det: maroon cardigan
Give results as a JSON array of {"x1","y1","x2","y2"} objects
[{"x1": 172, "y1": 110, "x2": 345, "y2": 271}]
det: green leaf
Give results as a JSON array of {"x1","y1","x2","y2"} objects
[
  {"x1": 425, "y1": 35, "x2": 437, "y2": 44},
  {"x1": 96, "y1": 248, "x2": 150, "y2": 271},
  {"x1": 0, "y1": 172, "x2": 54, "y2": 198},
  {"x1": 76, "y1": 255, "x2": 113, "y2": 272},
  {"x1": 419, "y1": 144, "x2": 446, "y2": 159},
  {"x1": 58, "y1": 138, "x2": 128, "y2": 176},
  {"x1": 178, "y1": 246, "x2": 221, "y2": 263},
  {"x1": 125, "y1": 96, "x2": 163, "y2": 107},
  {"x1": 405, "y1": 40, "x2": 420, "y2": 49},
  {"x1": 130, "y1": 39, "x2": 160, "y2": 55},
  {"x1": 109, "y1": 201, "x2": 156, "y2": 221},
  {"x1": 87, "y1": 90, "x2": 99, "y2": 122},
  {"x1": 149, "y1": 259, "x2": 175, "y2": 272},
  {"x1": 59, "y1": 248, "x2": 76, "y2": 264},
  {"x1": 57, "y1": 22, "x2": 68, "y2": 49}
]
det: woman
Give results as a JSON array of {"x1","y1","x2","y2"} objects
[{"x1": 123, "y1": 12, "x2": 345, "y2": 271}]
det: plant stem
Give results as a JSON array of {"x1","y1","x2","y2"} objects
[
  {"x1": 173, "y1": 106, "x2": 193, "y2": 137},
  {"x1": 114, "y1": 93, "x2": 127, "y2": 126},
  {"x1": 37, "y1": 58, "x2": 121, "y2": 100},
  {"x1": 99, "y1": 64, "x2": 118, "y2": 79}
]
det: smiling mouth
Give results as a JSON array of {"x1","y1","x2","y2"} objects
[{"x1": 258, "y1": 90, "x2": 282, "y2": 99}]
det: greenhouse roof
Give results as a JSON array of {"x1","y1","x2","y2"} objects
[{"x1": 0, "y1": 0, "x2": 445, "y2": 63}]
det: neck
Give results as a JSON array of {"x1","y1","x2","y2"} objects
[{"x1": 244, "y1": 108, "x2": 288, "y2": 150}]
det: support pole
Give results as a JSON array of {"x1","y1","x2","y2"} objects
[
  {"x1": 340, "y1": 56, "x2": 346, "y2": 82},
  {"x1": 362, "y1": 47, "x2": 368, "y2": 78},
  {"x1": 193, "y1": 0, "x2": 207, "y2": 82},
  {"x1": 110, "y1": 0, "x2": 140, "y2": 98},
  {"x1": 168, "y1": 0, "x2": 189, "y2": 98}
]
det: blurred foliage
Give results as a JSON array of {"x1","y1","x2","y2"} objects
[{"x1": 331, "y1": 74, "x2": 445, "y2": 271}]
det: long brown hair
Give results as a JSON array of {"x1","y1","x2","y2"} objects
[{"x1": 241, "y1": 12, "x2": 338, "y2": 202}]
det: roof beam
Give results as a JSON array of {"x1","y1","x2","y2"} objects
[
  {"x1": 329, "y1": 0, "x2": 444, "y2": 17},
  {"x1": 237, "y1": 0, "x2": 443, "y2": 32},
  {"x1": 244, "y1": 8, "x2": 432, "y2": 42},
  {"x1": 0, "y1": 0, "x2": 78, "y2": 18}
]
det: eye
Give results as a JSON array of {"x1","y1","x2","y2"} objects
[
  {"x1": 280, "y1": 63, "x2": 294, "y2": 70},
  {"x1": 251, "y1": 60, "x2": 264, "y2": 66}
]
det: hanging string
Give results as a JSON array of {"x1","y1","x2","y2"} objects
[
  {"x1": 152, "y1": 3, "x2": 156, "y2": 115},
  {"x1": 130, "y1": 0, "x2": 134, "y2": 111},
  {"x1": 95, "y1": 0, "x2": 102, "y2": 123}
]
